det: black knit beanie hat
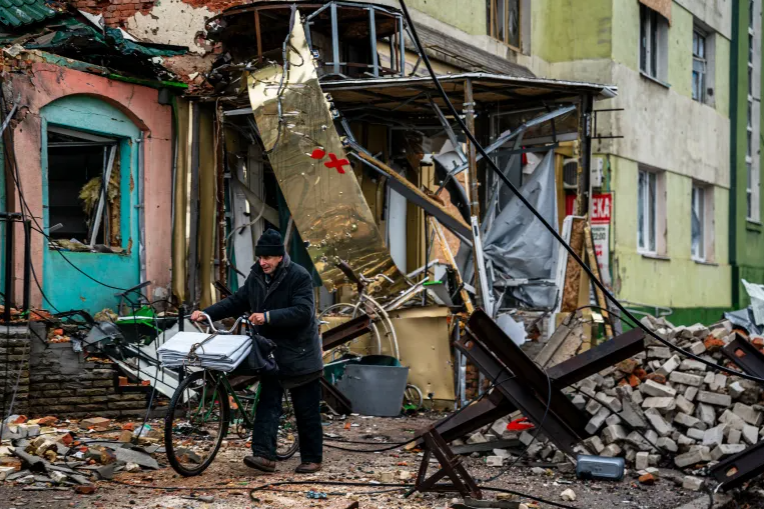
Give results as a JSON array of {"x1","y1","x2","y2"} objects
[{"x1": 256, "y1": 229, "x2": 285, "y2": 257}]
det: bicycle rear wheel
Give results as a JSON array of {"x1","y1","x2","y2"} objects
[
  {"x1": 276, "y1": 390, "x2": 299, "y2": 460},
  {"x1": 164, "y1": 370, "x2": 230, "y2": 476}
]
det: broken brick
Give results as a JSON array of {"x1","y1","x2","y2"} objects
[
  {"x1": 633, "y1": 368, "x2": 648, "y2": 381},
  {"x1": 645, "y1": 373, "x2": 666, "y2": 385},
  {"x1": 617, "y1": 359, "x2": 639, "y2": 374},
  {"x1": 639, "y1": 473, "x2": 656, "y2": 485},
  {"x1": 752, "y1": 336, "x2": 764, "y2": 348},
  {"x1": 628, "y1": 374, "x2": 641, "y2": 388},
  {"x1": 704, "y1": 336, "x2": 725, "y2": 353},
  {"x1": 75, "y1": 485, "x2": 96, "y2": 494},
  {"x1": 36, "y1": 416, "x2": 57, "y2": 426}
]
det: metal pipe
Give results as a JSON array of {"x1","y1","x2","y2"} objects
[
  {"x1": 89, "y1": 145, "x2": 117, "y2": 249},
  {"x1": 4, "y1": 217, "x2": 12, "y2": 323},
  {"x1": 369, "y1": 7, "x2": 379, "y2": 77},
  {"x1": 331, "y1": 2, "x2": 341, "y2": 77},
  {"x1": 399, "y1": 14, "x2": 405, "y2": 76},
  {"x1": 22, "y1": 220, "x2": 30, "y2": 312},
  {"x1": 137, "y1": 133, "x2": 147, "y2": 286}
]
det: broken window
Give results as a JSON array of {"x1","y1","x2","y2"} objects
[
  {"x1": 637, "y1": 169, "x2": 657, "y2": 254},
  {"x1": 692, "y1": 29, "x2": 706, "y2": 102},
  {"x1": 47, "y1": 126, "x2": 122, "y2": 252},
  {"x1": 640, "y1": 5, "x2": 668, "y2": 82},
  {"x1": 489, "y1": 0, "x2": 520, "y2": 49}
]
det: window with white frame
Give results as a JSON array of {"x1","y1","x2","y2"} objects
[
  {"x1": 692, "y1": 29, "x2": 706, "y2": 102},
  {"x1": 640, "y1": 4, "x2": 669, "y2": 82},
  {"x1": 638, "y1": 169, "x2": 658, "y2": 254}
]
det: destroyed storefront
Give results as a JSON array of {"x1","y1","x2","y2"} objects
[
  {"x1": 0, "y1": 4, "x2": 187, "y2": 419},
  {"x1": 173, "y1": 0, "x2": 617, "y2": 406}
]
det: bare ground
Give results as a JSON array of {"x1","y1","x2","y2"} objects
[{"x1": 0, "y1": 414, "x2": 719, "y2": 509}]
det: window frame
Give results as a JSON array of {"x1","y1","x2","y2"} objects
[
  {"x1": 639, "y1": 4, "x2": 668, "y2": 83},
  {"x1": 489, "y1": 0, "x2": 521, "y2": 52},
  {"x1": 637, "y1": 169, "x2": 658, "y2": 255},
  {"x1": 691, "y1": 184, "x2": 706, "y2": 261},
  {"x1": 692, "y1": 28, "x2": 707, "y2": 102}
]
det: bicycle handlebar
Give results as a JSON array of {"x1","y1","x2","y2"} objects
[{"x1": 191, "y1": 313, "x2": 249, "y2": 334}]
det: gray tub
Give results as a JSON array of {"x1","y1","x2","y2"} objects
[{"x1": 336, "y1": 361, "x2": 409, "y2": 417}]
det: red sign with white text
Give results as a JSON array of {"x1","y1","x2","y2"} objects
[{"x1": 591, "y1": 193, "x2": 612, "y2": 224}]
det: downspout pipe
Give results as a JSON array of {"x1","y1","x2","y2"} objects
[{"x1": 137, "y1": 133, "x2": 147, "y2": 290}]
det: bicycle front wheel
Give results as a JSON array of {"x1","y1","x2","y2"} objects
[{"x1": 164, "y1": 370, "x2": 230, "y2": 476}]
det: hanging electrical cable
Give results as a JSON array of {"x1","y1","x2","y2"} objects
[{"x1": 396, "y1": 0, "x2": 764, "y2": 385}]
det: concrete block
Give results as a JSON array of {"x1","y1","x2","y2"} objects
[
  {"x1": 602, "y1": 425, "x2": 627, "y2": 445},
  {"x1": 656, "y1": 437, "x2": 678, "y2": 452},
  {"x1": 585, "y1": 406, "x2": 611, "y2": 435},
  {"x1": 519, "y1": 431, "x2": 534, "y2": 446},
  {"x1": 0, "y1": 467, "x2": 16, "y2": 481},
  {"x1": 687, "y1": 428, "x2": 705, "y2": 440},
  {"x1": 710, "y1": 444, "x2": 746, "y2": 461},
  {"x1": 625, "y1": 431, "x2": 652, "y2": 451},
  {"x1": 631, "y1": 391, "x2": 644, "y2": 405},
  {"x1": 486, "y1": 456, "x2": 504, "y2": 467},
  {"x1": 641, "y1": 380, "x2": 677, "y2": 398},
  {"x1": 728, "y1": 428, "x2": 742, "y2": 445},
  {"x1": 585, "y1": 398, "x2": 603, "y2": 416},
  {"x1": 605, "y1": 414, "x2": 623, "y2": 426},
  {"x1": 683, "y1": 476, "x2": 704, "y2": 491},
  {"x1": 572, "y1": 395, "x2": 586, "y2": 410},
  {"x1": 648, "y1": 347, "x2": 672, "y2": 359},
  {"x1": 616, "y1": 384, "x2": 634, "y2": 400},
  {"x1": 675, "y1": 449, "x2": 708, "y2": 468},
  {"x1": 600, "y1": 444, "x2": 622, "y2": 458},
  {"x1": 490, "y1": 419, "x2": 510, "y2": 437},
  {"x1": 645, "y1": 408, "x2": 673, "y2": 437},
  {"x1": 619, "y1": 399, "x2": 648, "y2": 429},
  {"x1": 703, "y1": 424, "x2": 727, "y2": 447},
  {"x1": 680, "y1": 359, "x2": 707, "y2": 372},
  {"x1": 685, "y1": 386, "x2": 699, "y2": 402},
  {"x1": 674, "y1": 412, "x2": 701, "y2": 428},
  {"x1": 677, "y1": 434, "x2": 694, "y2": 446},
  {"x1": 467, "y1": 433, "x2": 488, "y2": 445},
  {"x1": 729, "y1": 381, "x2": 746, "y2": 399},
  {"x1": 583, "y1": 436, "x2": 605, "y2": 454},
  {"x1": 642, "y1": 397, "x2": 676, "y2": 412},
  {"x1": 635, "y1": 451, "x2": 649, "y2": 470},
  {"x1": 657, "y1": 355, "x2": 682, "y2": 376},
  {"x1": 625, "y1": 449, "x2": 637, "y2": 463},
  {"x1": 669, "y1": 372, "x2": 704, "y2": 387},
  {"x1": 649, "y1": 454, "x2": 661, "y2": 466},
  {"x1": 719, "y1": 409, "x2": 747, "y2": 431},
  {"x1": 743, "y1": 424, "x2": 759, "y2": 445},
  {"x1": 709, "y1": 374, "x2": 728, "y2": 392},
  {"x1": 600, "y1": 394, "x2": 622, "y2": 413},
  {"x1": 704, "y1": 372, "x2": 716, "y2": 385},
  {"x1": 645, "y1": 429, "x2": 659, "y2": 445},
  {"x1": 697, "y1": 391, "x2": 732, "y2": 408},
  {"x1": 689, "y1": 342, "x2": 707, "y2": 355},
  {"x1": 733, "y1": 403, "x2": 763, "y2": 426},
  {"x1": 675, "y1": 395, "x2": 695, "y2": 415},
  {"x1": 696, "y1": 403, "x2": 716, "y2": 426}
]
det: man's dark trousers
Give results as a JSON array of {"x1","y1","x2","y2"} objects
[{"x1": 250, "y1": 376, "x2": 323, "y2": 464}]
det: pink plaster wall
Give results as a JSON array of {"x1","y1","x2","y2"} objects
[{"x1": 8, "y1": 63, "x2": 173, "y2": 309}]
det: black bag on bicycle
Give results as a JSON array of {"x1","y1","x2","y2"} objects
[{"x1": 242, "y1": 333, "x2": 279, "y2": 376}]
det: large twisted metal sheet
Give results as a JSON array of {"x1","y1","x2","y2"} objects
[{"x1": 246, "y1": 14, "x2": 403, "y2": 293}]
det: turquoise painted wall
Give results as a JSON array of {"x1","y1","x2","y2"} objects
[{"x1": 40, "y1": 96, "x2": 140, "y2": 313}]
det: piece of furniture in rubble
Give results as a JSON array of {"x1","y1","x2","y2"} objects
[
  {"x1": 708, "y1": 334, "x2": 764, "y2": 490},
  {"x1": 409, "y1": 309, "x2": 646, "y2": 499}
]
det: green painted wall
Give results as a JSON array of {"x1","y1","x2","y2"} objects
[
  {"x1": 715, "y1": 36, "x2": 732, "y2": 118},
  {"x1": 729, "y1": 0, "x2": 764, "y2": 308},
  {"x1": 668, "y1": 5, "x2": 694, "y2": 99},
  {"x1": 611, "y1": 156, "x2": 731, "y2": 310},
  {"x1": 406, "y1": 0, "x2": 486, "y2": 35},
  {"x1": 611, "y1": 0, "x2": 640, "y2": 70},
  {"x1": 532, "y1": 0, "x2": 612, "y2": 63}
]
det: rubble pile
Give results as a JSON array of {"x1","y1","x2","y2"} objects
[
  {"x1": 0, "y1": 415, "x2": 161, "y2": 492},
  {"x1": 572, "y1": 316, "x2": 762, "y2": 471}
]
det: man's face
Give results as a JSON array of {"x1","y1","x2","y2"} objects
[{"x1": 259, "y1": 255, "x2": 283, "y2": 274}]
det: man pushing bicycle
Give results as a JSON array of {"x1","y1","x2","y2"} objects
[{"x1": 191, "y1": 229, "x2": 323, "y2": 474}]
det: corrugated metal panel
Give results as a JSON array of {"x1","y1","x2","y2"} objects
[{"x1": 0, "y1": 0, "x2": 58, "y2": 27}]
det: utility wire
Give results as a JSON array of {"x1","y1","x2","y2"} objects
[{"x1": 396, "y1": 0, "x2": 764, "y2": 385}]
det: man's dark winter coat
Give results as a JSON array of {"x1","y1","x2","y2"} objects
[{"x1": 203, "y1": 255, "x2": 323, "y2": 377}]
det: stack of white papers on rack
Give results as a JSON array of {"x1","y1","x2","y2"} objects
[{"x1": 157, "y1": 332, "x2": 252, "y2": 372}]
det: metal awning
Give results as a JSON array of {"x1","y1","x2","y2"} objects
[{"x1": 322, "y1": 73, "x2": 617, "y2": 115}]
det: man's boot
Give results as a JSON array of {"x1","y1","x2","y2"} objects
[
  {"x1": 244, "y1": 456, "x2": 276, "y2": 472},
  {"x1": 295, "y1": 462, "x2": 321, "y2": 474}
]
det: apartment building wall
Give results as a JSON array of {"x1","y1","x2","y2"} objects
[{"x1": 731, "y1": 0, "x2": 764, "y2": 309}]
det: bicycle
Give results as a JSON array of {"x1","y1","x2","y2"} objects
[{"x1": 163, "y1": 314, "x2": 299, "y2": 477}]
